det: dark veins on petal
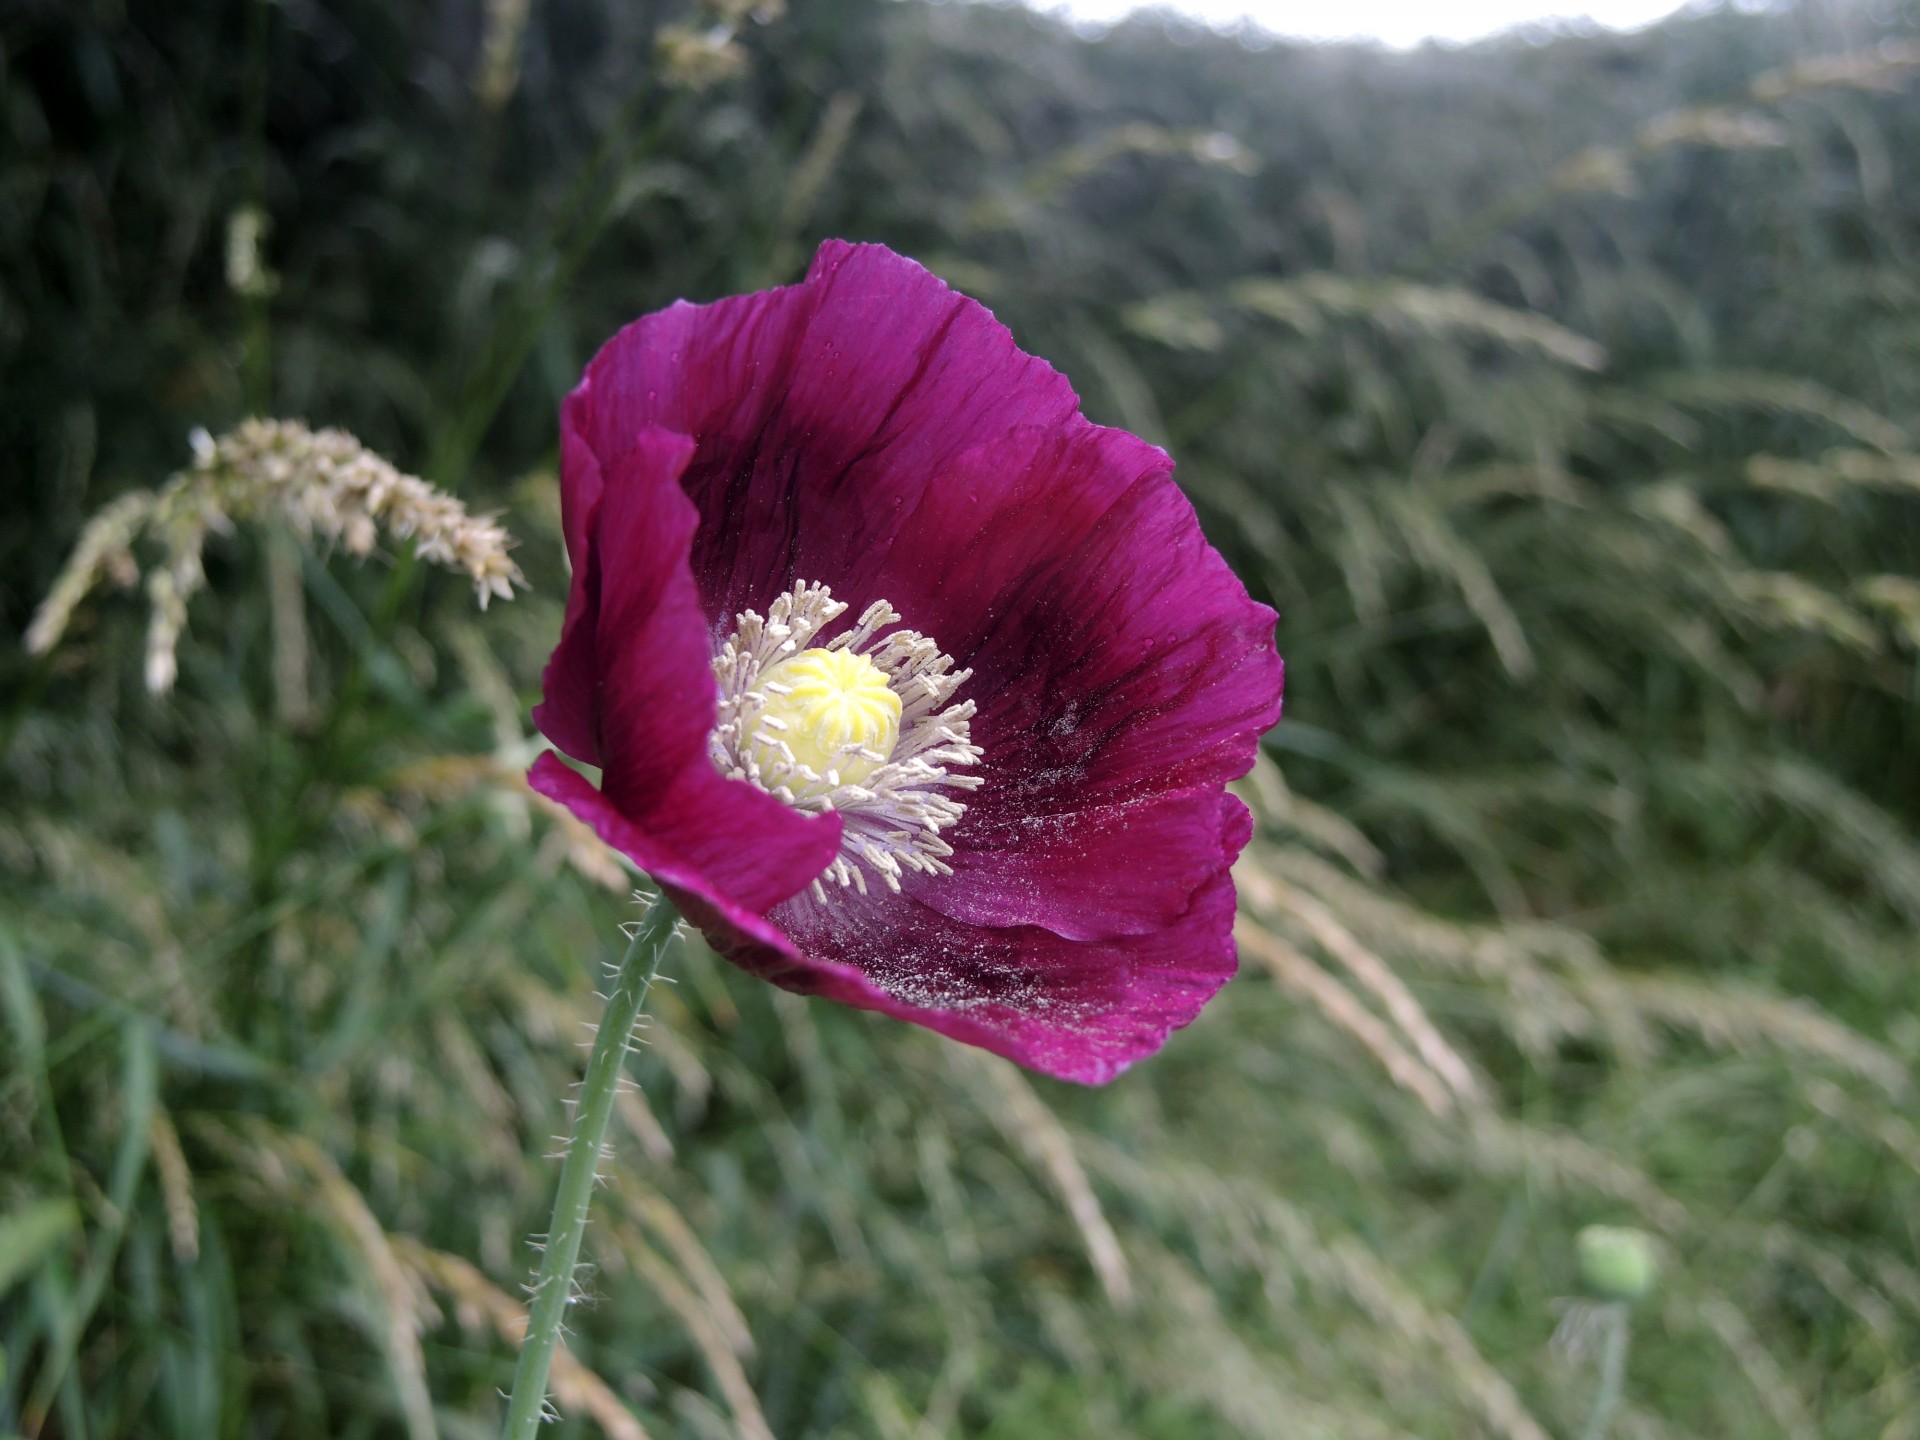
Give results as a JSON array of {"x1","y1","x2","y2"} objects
[{"x1": 536, "y1": 239, "x2": 1282, "y2": 1082}]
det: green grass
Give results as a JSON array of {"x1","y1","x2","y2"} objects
[{"x1": 4, "y1": 0, "x2": 1919, "y2": 1435}]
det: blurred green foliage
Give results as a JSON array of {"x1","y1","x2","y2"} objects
[{"x1": 4, "y1": 0, "x2": 1920, "y2": 1436}]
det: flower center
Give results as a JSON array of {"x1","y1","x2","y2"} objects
[
  {"x1": 753, "y1": 647, "x2": 901, "y2": 786},
  {"x1": 710, "y1": 581, "x2": 983, "y2": 898}
]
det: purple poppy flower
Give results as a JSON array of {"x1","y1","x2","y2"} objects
[{"x1": 531, "y1": 240, "x2": 1282, "y2": 1083}]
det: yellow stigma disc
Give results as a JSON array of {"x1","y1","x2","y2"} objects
[{"x1": 754, "y1": 647, "x2": 901, "y2": 786}]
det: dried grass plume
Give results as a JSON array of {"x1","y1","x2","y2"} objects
[{"x1": 26, "y1": 419, "x2": 523, "y2": 694}]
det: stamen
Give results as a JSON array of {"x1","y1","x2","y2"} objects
[{"x1": 709, "y1": 581, "x2": 982, "y2": 897}]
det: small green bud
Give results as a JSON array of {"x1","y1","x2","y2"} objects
[{"x1": 1576, "y1": 1224, "x2": 1659, "y2": 1303}]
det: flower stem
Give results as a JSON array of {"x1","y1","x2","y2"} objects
[
  {"x1": 1578, "y1": 1302, "x2": 1631, "y2": 1440},
  {"x1": 501, "y1": 893, "x2": 678, "y2": 1440}
]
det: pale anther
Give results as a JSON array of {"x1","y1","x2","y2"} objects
[{"x1": 708, "y1": 580, "x2": 983, "y2": 898}]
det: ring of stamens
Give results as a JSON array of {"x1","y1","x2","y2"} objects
[{"x1": 709, "y1": 581, "x2": 983, "y2": 898}]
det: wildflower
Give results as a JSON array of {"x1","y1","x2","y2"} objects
[{"x1": 531, "y1": 241, "x2": 1282, "y2": 1082}]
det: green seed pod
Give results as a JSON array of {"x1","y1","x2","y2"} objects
[{"x1": 1576, "y1": 1224, "x2": 1659, "y2": 1303}]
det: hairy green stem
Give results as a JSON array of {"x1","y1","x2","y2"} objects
[{"x1": 501, "y1": 894, "x2": 677, "y2": 1440}]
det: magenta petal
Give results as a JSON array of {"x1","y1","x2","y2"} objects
[
  {"x1": 569, "y1": 241, "x2": 1086, "y2": 624},
  {"x1": 841, "y1": 424, "x2": 1281, "y2": 940},
  {"x1": 531, "y1": 427, "x2": 609, "y2": 766},
  {"x1": 534, "y1": 427, "x2": 844, "y2": 916},
  {"x1": 928, "y1": 785, "x2": 1241, "y2": 941},
  {"x1": 725, "y1": 793, "x2": 1256, "y2": 1083},
  {"x1": 530, "y1": 752, "x2": 812, "y2": 954},
  {"x1": 588, "y1": 427, "x2": 714, "y2": 799},
  {"x1": 534, "y1": 240, "x2": 1283, "y2": 1082},
  {"x1": 894, "y1": 430, "x2": 1283, "y2": 802}
]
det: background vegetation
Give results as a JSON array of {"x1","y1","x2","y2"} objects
[{"x1": 4, "y1": 0, "x2": 1920, "y2": 1435}]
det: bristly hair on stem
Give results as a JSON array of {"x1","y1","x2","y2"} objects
[{"x1": 501, "y1": 893, "x2": 679, "y2": 1440}]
